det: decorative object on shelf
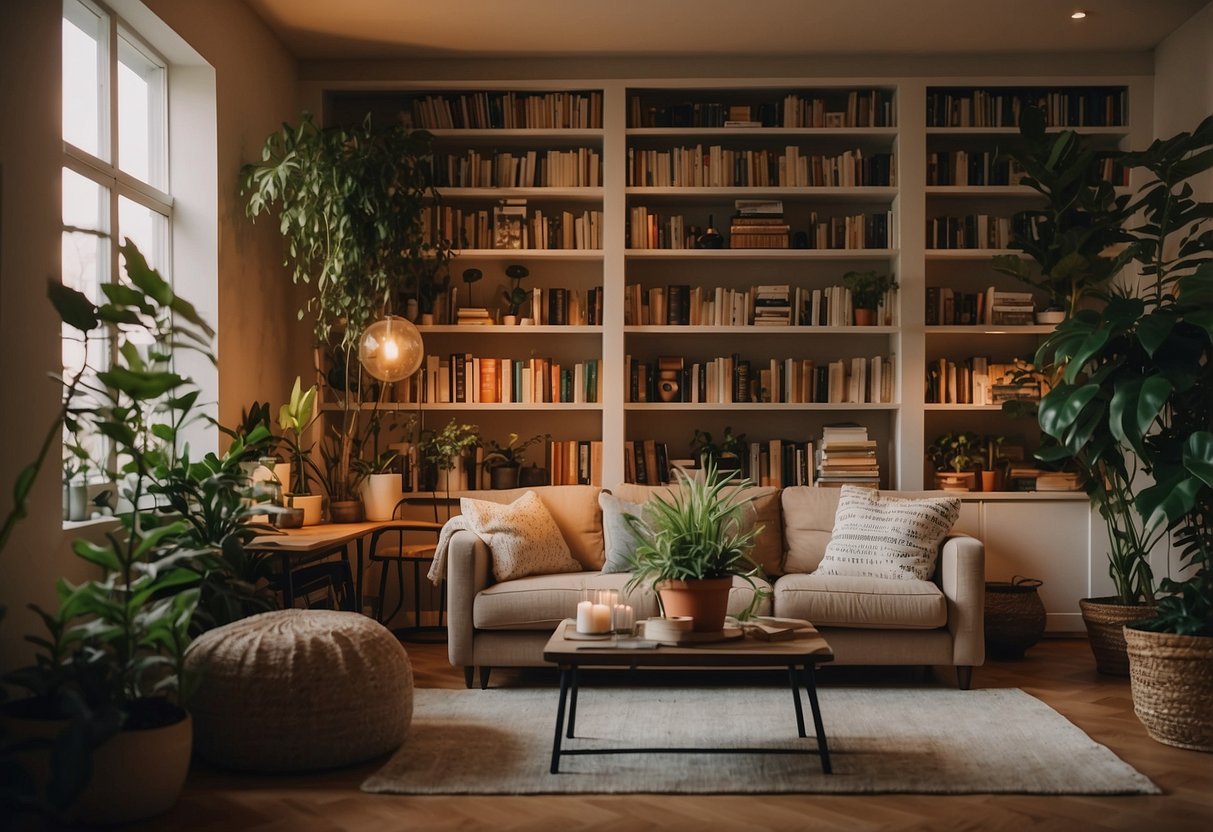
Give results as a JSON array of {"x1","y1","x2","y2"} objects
[
  {"x1": 695, "y1": 215, "x2": 724, "y2": 249},
  {"x1": 501, "y1": 263, "x2": 530, "y2": 319},
  {"x1": 518, "y1": 463, "x2": 549, "y2": 487},
  {"x1": 356, "y1": 451, "x2": 403, "y2": 522},
  {"x1": 461, "y1": 267, "x2": 483, "y2": 305},
  {"x1": 990, "y1": 106, "x2": 1131, "y2": 321},
  {"x1": 840, "y1": 269, "x2": 897, "y2": 326},
  {"x1": 358, "y1": 315, "x2": 425, "y2": 383},
  {"x1": 927, "y1": 431, "x2": 982, "y2": 492},
  {"x1": 482, "y1": 432, "x2": 549, "y2": 490},
  {"x1": 690, "y1": 426, "x2": 746, "y2": 473},
  {"x1": 1034, "y1": 115, "x2": 1213, "y2": 698},
  {"x1": 623, "y1": 460, "x2": 766, "y2": 633},
  {"x1": 419, "y1": 419, "x2": 479, "y2": 498},
  {"x1": 984, "y1": 577, "x2": 1047, "y2": 659}
]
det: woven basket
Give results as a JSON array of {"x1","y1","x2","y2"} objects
[
  {"x1": 1079, "y1": 597, "x2": 1156, "y2": 676},
  {"x1": 985, "y1": 577, "x2": 1046, "y2": 659},
  {"x1": 1125, "y1": 627, "x2": 1213, "y2": 752}
]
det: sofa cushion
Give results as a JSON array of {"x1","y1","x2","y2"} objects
[
  {"x1": 459, "y1": 491, "x2": 582, "y2": 582},
  {"x1": 599, "y1": 490, "x2": 645, "y2": 574},
  {"x1": 609, "y1": 482, "x2": 784, "y2": 577},
  {"x1": 474, "y1": 573, "x2": 775, "y2": 631},
  {"x1": 817, "y1": 486, "x2": 961, "y2": 581},
  {"x1": 461, "y1": 485, "x2": 604, "y2": 570},
  {"x1": 773, "y1": 574, "x2": 947, "y2": 629}
]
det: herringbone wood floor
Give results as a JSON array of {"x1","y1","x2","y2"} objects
[{"x1": 135, "y1": 638, "x2": 1212, "y2": 832}]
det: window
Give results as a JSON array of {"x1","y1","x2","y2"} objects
[{"x1": 62, "y1": 0, "x2": 172, "y2": 491}]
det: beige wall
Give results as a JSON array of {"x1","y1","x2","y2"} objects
[
  {"x1": 0, "y1": 0, "x2": 300, "y2": 670},
  {"x1": 1154, "y1": 0, "x2": 1213, "y2": 201}
]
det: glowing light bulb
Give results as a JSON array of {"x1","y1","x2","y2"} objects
[
  {"x1": 1071, "y1": 10, "x2": 1087, "y2": 19},
  {"x1": 358, "y1": 316, "x2": 424, "y2": 382}
]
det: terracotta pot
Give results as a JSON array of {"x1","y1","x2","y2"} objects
[
  {"x1": 853, "y1": 307, "x2": 877, "y2": 326},
  {"x1": 329, "y1": 499, "x2": 364, "y2": 523},
  {"x1": 980, "y1": 470, "x2": 997, "y2": 492},
  {"x1": 935, "y1": 471, "x2": 976, "y2": 492},
  {"x1": 1079, "y1": 597, "x2": 1157, "y2": 676},
  {"x1": 1124, "y1": 626, "x2": 1213, "y2": 752},
  {"x1": 657, "y1": 577, "x2": 733, "y2": 632}
]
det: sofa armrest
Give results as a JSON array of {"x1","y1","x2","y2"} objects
[
  {"x1": 445, "y1": 529, "x2": 492, "y2": 668},
  {"x1": 938, "y1": 534, "x2": 985, "y2": 667}
]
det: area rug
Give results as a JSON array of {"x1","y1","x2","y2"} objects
[{"x1": 361, "y1": 686, "x2": 1159, "y2": 795}]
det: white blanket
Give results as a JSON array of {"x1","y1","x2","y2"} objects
[{"x1": 426, "y1": 515, "x2": 480, "y2": 584}]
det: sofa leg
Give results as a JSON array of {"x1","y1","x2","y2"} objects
[
  {"x1": 463, "y1": 666, "x2": 474, "y2": 689},
  {"x1": 956, "y1": 666, "x2": 974, "y2": 690},
  {"x1": 479, "y1": 666, "x2": 492, "y2": 690}
]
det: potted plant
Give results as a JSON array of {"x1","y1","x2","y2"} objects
[
  {"x1": 501, "y1": 264, "x2": 530, "y2": 324},
  {"x1": 61, "y1": 435, "x2": 91, "y2": 523},
  {"x1": 623, "y1": 460, "x2": 765, "y2": 633},
  {"x1": 277, "y1": 378, "x2": 324, "y2": 525},
  {"x1": 482, "y1": 432, "x2": 549, "y2": 490},
  {"x1": 1, "y1": 241, "x2": 222, "y2": 823},
  {"x1": 354, "y1": 450, "x2": 402, "y2": 521},
  {"x1": 690, "y1": 426, "x2": 747, "y2": 473},
  {"x1": 242, "y1": 112, "x2": 450, "y2": 525},
  {"x1": 419, "y1": 419, "x2": 479, "y2": 499},
  {"x1": 841, "y1": 270, "x2": 897, "y2": 326},
  {"x1": 927, "y1": 431, "x2": 982, "y2": 491},
  {"x1": 992, "y1": 106, "x2": 1132, "y2": 323}
]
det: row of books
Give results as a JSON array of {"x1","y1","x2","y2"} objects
[
  {"x1": 393, "y1": 440, "x2": 605, "y2": 492},
  {"x1": 925, "y1": 87, "x2": 1128, "y2": 128},
  {"x1": 394, "y1": 355, "x2": 604, "y2": 404},
  {"x1": 625, "y1": 209, "x2": 892, "y2": 251},
  {"x1": 424, "y1": 203, "x2": 603, "y2": 250},
  {"x1": 626, "y1": 354, "x2": 895, "y2": 405},
  {"x1": 431, "y1": 148, "x2": 601, "y2": 188},
  {"x1": 925, "y1": 214, "x2": 1031, "y2": 250},
  {"x1": 626, "y1": 146, "x2": 895, "y2": 188},
  {"x1": 927, "y1": 150, "x2": 1126, "y2": 187},
  {"x1": 406, "y1": 90, "x2": 604, "y2": 130},
  {"x1": 627, "y1": 90, "x2": 895, "y2": 129},
  {"x1": 422, "y1": 286, "x2": 604, "y2": 327},
  {"x1": 1006, "y1": 469, "x2": 1082, "y2": 492},
  {"x1": 624, "y1": 283, "x2": 898, "y2": 328},
  {"x1": 926, "y1": 287, "x2": 1036, "y2": 326},
  {"x1": 817, "y1": 424, "x2": 881, "y2": 487},
  {"x1": 548, "y1": 440, "x2": 605, "y2": 487},
  {"x1": 925, "y1": 357, "x2": 1047, "y2": 405}
]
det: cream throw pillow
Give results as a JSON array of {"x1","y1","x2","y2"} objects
[
  {"x1": 459, "y1": 490, "x2": 581, "y2": 582},
  {"x1": 816, "y1": 485, "x2": 961, "y2": 580}
]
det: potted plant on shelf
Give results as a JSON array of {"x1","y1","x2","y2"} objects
[
  {"x1": 840, "y1": 270, "x2": 897, "y2": 326},
  {"x1": 354, "y1": 450, "x2": 402, "y2": 521},
  {"x1": 690, "y1": 426, "x2": 747, "y2": 473},
  {"x1": 501, "y1": 264, "x2": 530, "y2": 325},
  {"x1": 1031, "y1": 114, "x2": 1213, "y2": 742},
  {"x1": 419, "y1": 419, "x2": 479, "y2": 502},
  {"x1": 482, "y1": 432, "x2": 549, "y2": 490},
  {"x1": 623, "y1": 460, "x2": 765, "y2": 633},
  {"x1": 927, "y1": 431, "x2": 982, "y2": 492},
  {"x1": 277, "y1": 378, "x2": 324, "y2": 526},
  {"x1": 991, "y1": 106, "x2": 1132, "y2": 323}
]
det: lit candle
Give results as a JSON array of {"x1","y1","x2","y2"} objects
[
  {"x1": 614, "y1": 603, "x2": 634, "y2": 633},
  {"x1": 576, "y1": 600, "x2": 595, "y2": 633},
  {"x1": 590, "y1": 603, "x2": 611, "y2": 633}
]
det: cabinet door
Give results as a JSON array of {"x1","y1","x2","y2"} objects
[{"x1": 982, "y1": 501, "x2": 1090, "y2": 634}]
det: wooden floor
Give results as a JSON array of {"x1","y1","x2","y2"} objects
[{"x1": 134, "y1": 637, "x2": 1212, "y2": 832}]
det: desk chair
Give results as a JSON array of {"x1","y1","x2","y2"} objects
[{"x1": 369, "y1": 507, "x2": 444, "y2": 642}]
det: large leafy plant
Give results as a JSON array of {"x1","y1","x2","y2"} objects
[{"x1": 1034, "y1": 115, "x2": 1213, "y2": 628}]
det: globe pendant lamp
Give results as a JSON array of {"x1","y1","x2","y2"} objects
[{"x1": 358, "y1": 315, "x2": 424, "y2": 382}]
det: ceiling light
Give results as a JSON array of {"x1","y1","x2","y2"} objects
[{"x1": 1071, "y1": 10, "x2": 1088, "y2": 19}]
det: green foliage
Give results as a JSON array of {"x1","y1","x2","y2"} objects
[
  {"x1": 622, "y1": 460, "x2": 764, "y2": 595},
  {"x1": 992, "y1": 106, "x2": 1134, "y2": 315},
  {"x1": 240, "y1": 112, "x2": 450, "y2": 347},
  {"x1": 218, "y1": 401, "x2": 276, "y2": 464},
  {"x1": 419, "y1": 420, "x2": 479, "y2": 470},
  {"x1": 690, "y1": 426, "x2": 746, "y2": 467},
  {"x1": 277, "y1": 377, "x2": 321, "y2": 495},
  {"x1": 483, "y1": 432, "x2": 548, "y2": 467},
  {"x1": 927, "y1": 432, "x2": 983, "y2": 474},
  {"x1": 840, "y1": 270, "x2": 897, "y2": 309},
  {"x1": 502, "y1": 264, "x2": 530, "y2": 316}
]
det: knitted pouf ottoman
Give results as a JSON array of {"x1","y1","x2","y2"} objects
[{"x1": 184, "y1": 609, "x2": 413, "y2": 772}]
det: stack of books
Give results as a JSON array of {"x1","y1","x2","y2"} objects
[
  {"x1": 730, "y1": 200, "x2": 788, "y2": 249},
  {"x1": 816, "y1": 424, "x2": 880, "y2": 488},
  {"x1": 456, "y1": 307, "x2": 493, "y2": 326},
  {"x1": 752, "y1": 285, "x2": 792, "y2": 326}
]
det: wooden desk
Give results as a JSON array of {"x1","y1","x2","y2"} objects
[{"x1": 249, "y1": 520, "x2": 444, "y2": 610}]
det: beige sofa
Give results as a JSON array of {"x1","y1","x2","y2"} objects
[{"x1": 443, "y1": 484, "x2": 985, "y2": 690}]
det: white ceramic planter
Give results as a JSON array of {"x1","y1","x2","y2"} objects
[
  {"x1": 287, "y1": 494, "x2": 324, "y2": 525},
  {"x1": 361, "y1": 473, "x2": 404, "y2": 521}
]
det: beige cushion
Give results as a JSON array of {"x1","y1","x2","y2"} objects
[
  {"x1": 609, "y1": 482, "x2": 784, "y2": 577},
  {"x1": 460, "y1": 490, "x2": 582, "y2": 582},
  {"x1": 462, "y1": 485, "x2": 604, "y2": 570},
  {"x1": 474, "y1": 573, "x2": 774, "y2": 630},
  {"x1": 773, "y1": 574, "x2": 947, "y2": 629},
  {"x1": 184, "y1": 610, "x2": 413, "y2": 772},
  {"x1": 817, "y1": 486, "x2": 961, "y2": 581}
]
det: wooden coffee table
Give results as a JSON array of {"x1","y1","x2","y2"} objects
[{"x1": 542, "y1": 621, "x2": 835, "y2": 774}]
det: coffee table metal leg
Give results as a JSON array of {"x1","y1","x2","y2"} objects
[
  {"x1": 567, "y1": 666, "x2": 580, "y2": 739},
  {"x1": 550, "y1": 666, "x2": 571, "y2": 774},
  {"x1": 803, "y1": 663, "x2": 832, "y2": 774},
  {"x1": 788, "y1": 665, "x2": 807, "y2": 738}
]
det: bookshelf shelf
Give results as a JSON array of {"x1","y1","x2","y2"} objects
[
  {"x1": 925, "y1": 126, "x2": 1128, "y2": 137},
  {"x1": 626, "y1": 186, "x2": 898, "y2": 202},
  {"x1": 625, "y1": 402, "x2": 900, "y2": 412},
  {"x1": 426, "y1": 128, "x2": 604, "y2": 140},
  {"x1": 923, "y1": 403, "x2": 1012, "y2": 411},
  {"x1": 435, "y1": 187, "x2": 604, "y2": 201},
  {"x1": 444, "y1": 249, "x2": 604, "y2": 261},
  {"x1": 926, "y1": 325, "x2": 1055, "y2": 335},
  {"x1": 419, "y1": 325, "x2": 603, "y2": 335},
  {"x1": 625, "y1": 325, "x2": 898, "y2": 335},
  {"x1": 925, "y1": 185, "x2": 1131, "y2": 198},
  {"x1": 320, "y1": 402, "x2": 603, "y2": 413},
  {"x1": 627, "y1": 127, "x2": 900, "y2": 138},
  {"x1": 624, "y1": 248, "x2": 898, "y2": 261},
  {"x1": 924, "y1": 248, "x2": 1023, "y2": 260}
]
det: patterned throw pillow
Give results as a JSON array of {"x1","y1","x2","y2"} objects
[
  {"x1": 599, "y1": 490, "x2": 646, "y2": 574},
  {"x1": 815, "y1": 485, "x2": 961, "y2": 580},
  {"x1": 459, "y1": 490, "x2": 582, "y2": 582}
]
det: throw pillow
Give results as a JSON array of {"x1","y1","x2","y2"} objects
[
  {"x1": 599, "y1": 490, "x2": 646, "y2": 574},
  {"x1": 459, "y1": 490, "x2": 581, "y2": 582},
  {"x1": 815, "y1": 485, "x2": 961, "y2": 581}
]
